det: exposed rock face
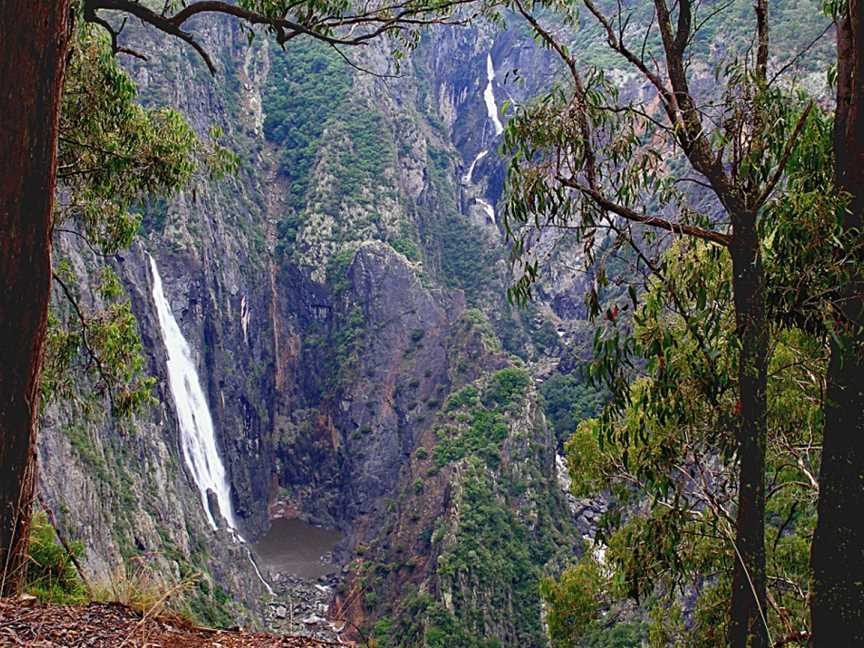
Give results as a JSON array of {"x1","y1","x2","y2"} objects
[{"x1": 38, "y1": 16, "x2": 590, "y2": 644}]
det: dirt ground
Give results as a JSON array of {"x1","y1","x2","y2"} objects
[{"x1": 0, "y1": 598, "x2": 343, "y2": 647}]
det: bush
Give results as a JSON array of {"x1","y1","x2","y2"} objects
[
  {"x1": 540, "y1": 373, "x2": 607, "y2": 445},
  {"x1": 25, "y1": 511, "x2": 87, "y2": 604},
  {"x1": 483, "y1": 367, "x2": 531, "y2": 409}
]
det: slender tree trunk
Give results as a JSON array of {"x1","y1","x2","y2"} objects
[
  {"x1": 0, "y1": 0, "x2": 72, "y2": 595},
  {"x1": 811, "y1": 1, "x2": 864, "y2": 643},
  {"x1": 728, "y1": 217, "x2": 769, "y2": 648}
]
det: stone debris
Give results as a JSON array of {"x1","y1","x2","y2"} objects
[{"x1": 264, "y1": 573, "x2": 344, "y2": 644}]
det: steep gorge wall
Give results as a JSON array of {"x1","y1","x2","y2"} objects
[{"x1": 37, "y1": 14, "x2": 589, "y2": 642}]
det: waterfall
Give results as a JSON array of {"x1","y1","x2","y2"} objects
[
  {"x1": 245, "y1": 546, "x2": 276, "y2": 595},
  {"x1": 476, "y1": 198, "x2": 496, "y2": 223},
  {"x1": 462, "y1": 150, "x2": 488, "y2": 185},
  {"x1": 483, "y1": 53, "x2": 504, "y2": 136},
  {"x1": 148, "y1": 254, "x2": 237, "y2": 531}
]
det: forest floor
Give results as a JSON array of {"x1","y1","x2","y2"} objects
[{"x1": 0, "y1": 597, "x2": 342, "y2": 647}]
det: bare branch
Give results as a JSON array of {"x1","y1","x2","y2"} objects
[
  {"x1": 558, "y1": 176, "x2": 732, "y2": 246},
  {"x1": 768, "y1": 22, "x2": 834, "y2": 87},
  {"x1": 84, "y1": 0, "x2": 477, "y2": 75}
]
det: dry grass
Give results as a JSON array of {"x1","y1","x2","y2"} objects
[{"x1": 91, "y1": 555, "x2": 198, "y2": 620}]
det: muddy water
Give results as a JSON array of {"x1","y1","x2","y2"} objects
[{"x1": 252, "y1": 518, "x2": 342, "y2": 579}]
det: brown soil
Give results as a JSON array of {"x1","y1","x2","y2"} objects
[{"x1": 0, "y1": 598, "x2": 342, "y2": 647}]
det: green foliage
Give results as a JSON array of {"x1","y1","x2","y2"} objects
[
  {"x1": 433, "y1": 408, "x2": 509, "y2": 468},
  {"x1": 550, "y1": 241, "x2": 824, "y2": 646},
  {"x1": 43, "y1": 265, "x2": 156, "y2": 418},
  {"x1": 579, "y1": 621, "x2": 649, "y2": 648},
  {"x1": 389, "y1": 236, "x2": 422, "y2": 262},
  {"x1": 423, "y1": 146, "x2": 500, "y2": 303},
  {"x1": 540, "y1": 558, "x2": 607, "y2": 647},
  {"x1": 24, "y1": 512, "x2": 87, "y2": 605},
  {"x1": 540, "y1": 372, "x2": 607, "y2": 445},
  {"x1": 481, "y1": 367, "x2": 531, "y2": 409},
  {"x1": 263, "y1": 40, "x2": 405, "y2": 257},
  {"x1": 263, "y1": 39, "x2": 351, "y2": 216},
  {"x1": 370, "y1": 589, "x2": 500, "y2": 648},
  {"x1": 59, "y1": 25, "x2": 227, "y2": 251},
  {"x1": 45, "y1": 23, "x2": 227, "y2": 416},
  {"x1": 435, "y1": 459, "x2": 546, "y2": 646},
  {"x1": 459, "y1": 309, "x2": 501, "y2": 352},
  {"x1": 444, "y1": 385, "x2": 479, "y2": 412},
  {"x1": 433, "y1": 369, "x2": 530, "y2": 468},
  {"x1": 761, "y1": 106, "x2": 843, "y2": 335},
  {"x1": 330, "y1": 107, "x2": 397, "y2": 201},
  {"x1": 437, "y1": 211, "x2": 496, "y2": 303}
]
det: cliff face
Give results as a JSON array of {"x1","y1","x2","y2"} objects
[{"x1": 38, "y1": 15, "x2": 589, "y2": 643}]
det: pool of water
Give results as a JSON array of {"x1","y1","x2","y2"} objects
[{"x1": 251, "y1": 518, "x2": 342, "y2": 579}]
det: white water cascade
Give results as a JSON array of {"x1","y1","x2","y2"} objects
[
  {"x1": 476, "y1": 198, "x2": 496, "y2": 224},
  {"x1": 483, "y1": 53, "x2": 504, "y2": 136},
  {"x1": 462, "y1": 53, "x2": 504, "y2": 220},
  {"x1": 462, "y1": 150, "x2": 488, "y2": 185},
  {"x1": 148, "y1": 254, "x2": 237, "y2": 531}
]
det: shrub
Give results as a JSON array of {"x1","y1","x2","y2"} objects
[{"x1": 24, "y1": 511, "x2": 87, "y2": 604}]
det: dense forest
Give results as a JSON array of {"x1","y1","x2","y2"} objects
[{"x1": 0, "y1": 0, "x2": 862, "y2": 646}]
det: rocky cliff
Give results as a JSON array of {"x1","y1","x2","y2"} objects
[{"x1": 38, "y1": 13, "x2": 594, "y2": 645}]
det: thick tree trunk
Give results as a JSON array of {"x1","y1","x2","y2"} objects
[
  {"x1": 811, "y1": 1, "x2": 864, "y2": 643},
  {"x1": 0, "y1": 0, "x2": 72, "y2": 594},
  {"x1": 728, "y1": 218, "x2": 769, "y2": 648}
]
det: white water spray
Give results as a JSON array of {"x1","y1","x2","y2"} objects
[
  {"x1": 148, "y1": 254, "x2": 237, "y2": 531},
  {"x1": 483, "y1": 53, "x2": 504, "y2": 136},
  {"x1": 149, "y1": 254, "x2": 276, "y2": 596},
  {"x1": 462, "y1": 150, "x2": 488, "y2": 185},
  {"x1": 476, "y1": 198, "x2": 496, "y2": 223}
]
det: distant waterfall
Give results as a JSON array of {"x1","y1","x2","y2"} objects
[
  {"x1": 483, "y1": 53, "x2": 504, "y2": 136},
  {"x1": 476, "y1": 198, "x2": 496, "y2": 224},
  {"x1": 462, "y1": 150, "x2": 488, "y2": 185},
  {"x1": 148, "y1": 254, "x2": 237, "y2": 531},
  {"x1": 463, "y1": 53, "x2": 503, "y2": 220}
]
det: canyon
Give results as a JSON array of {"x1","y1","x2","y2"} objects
[{"x1": 37, "y1": 14, "x2": 592, "y2": 646}]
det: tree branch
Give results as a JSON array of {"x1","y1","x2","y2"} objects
[
  {"x1": 84, "y1": 0, "x2": 475, "y2": 75},
  {"x1": 86, "y1": 0, "x2": 217, "y2": 73},
  {"x1": 558, "y1": 176, "x2": 731, "y2": 246},
  {"x1": 514, "y1": 0, "x2": 598, "y2": 186},
  {"x1": 754, "y1": 102, "x2": 814, "y2": 209},
  {"x1": 51, "y1": 272, "x2": 116, "y2": 411}
]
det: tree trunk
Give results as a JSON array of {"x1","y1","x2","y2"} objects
[
  {"x1": 728, "y1": 217, "x2": 769, "y2": 648},
  {"x1": 0, "y1": 0, "x2": 72, "y2": 595},
  {"x1": 811, "y1": 1, "x2": 864, "y2": 643}
]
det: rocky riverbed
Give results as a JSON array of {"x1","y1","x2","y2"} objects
[
  {"x1": 265, "y1": 573, "x2": 345, "y2": 644},
  {"x1": 254, "y1": 517, "x2": 347, "y2": 644}
]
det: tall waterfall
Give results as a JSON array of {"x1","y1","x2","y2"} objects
[
  {"x1": 483, "y1": 53, "x2": 504, "y2": 136},
  {"x1": 148, "y1": 254, "x2": 237, "y2": 531}
]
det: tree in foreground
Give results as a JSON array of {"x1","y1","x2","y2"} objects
[
  {"x1": 502, "y1": 0, "x2": 826, "y2": 644},
  {"x1": 811, "y1": 0, "x2": 864, "y2": 643},
  {"x1": 544, "y1": 235, "x2": 827, "y2": 646},
  {"x1": 0, "y1": 0, "x2": 479, "y2": 595}
]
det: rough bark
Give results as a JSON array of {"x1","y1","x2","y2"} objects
[
  {"x1": 811, "y1": 0, "x2": 864, "y2": 643},
  {"x1": 728, "y1": 217, "x2": 769, "y2": 648},
  {"x1": 0, "y1": 0, "x2": 72, "y2": 594}
]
